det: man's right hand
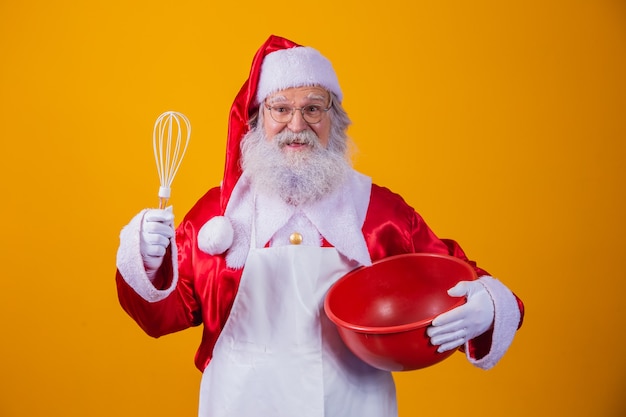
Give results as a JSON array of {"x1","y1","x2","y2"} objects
[{"x1": 140, "y1": 207, "x2": 175, "y2": 280}]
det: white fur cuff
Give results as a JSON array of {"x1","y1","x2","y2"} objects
[
  {"x1": 116, "y1": 209, "x2": 179, "y2": 303},
  {"x1": 467, "y1": 276, "x2": 521, "y2": 370}
]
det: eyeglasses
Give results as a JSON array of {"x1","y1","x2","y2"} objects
[{"x1": 265, "y1": 96, "x2": 333, "y2": 124}]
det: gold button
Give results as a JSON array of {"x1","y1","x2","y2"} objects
[{"x1": 289, "y1": 232, "x2": 303, "y2": 245}]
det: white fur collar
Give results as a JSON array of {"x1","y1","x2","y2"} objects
[{"x1": 223, "y1": 170, "x2": 372, "y2": 269}]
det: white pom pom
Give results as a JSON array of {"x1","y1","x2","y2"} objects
[{"x1": 198, "y1": 216, "x2": 234, "y2": 255}]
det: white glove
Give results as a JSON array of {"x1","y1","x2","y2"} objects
[
  {"x1": 140, "y1": 207, "x2": 175, "y2": 281},
  {"x1": 426, "y1": 279, "x2": 495, "y2": 353}
]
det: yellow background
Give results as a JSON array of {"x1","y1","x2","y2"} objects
[{"x1": 2, "y1": 1, "x2": 625, "y2": 416}]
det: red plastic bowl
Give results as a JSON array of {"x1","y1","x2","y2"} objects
[{"x1": 324, "y1": 253, "x2": 477, "y2": 371}]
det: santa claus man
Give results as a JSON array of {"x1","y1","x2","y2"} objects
[{"x1": 116, "y1": 35, "x2": 524, "y2": 417}]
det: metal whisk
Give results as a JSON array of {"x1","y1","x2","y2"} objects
[{"x1": 153, "y1": 111, "x2": 191, "y2": 209}]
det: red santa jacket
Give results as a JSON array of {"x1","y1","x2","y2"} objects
[{"x1": 116, "y1": 184, "x2": 524, "y2": 372}]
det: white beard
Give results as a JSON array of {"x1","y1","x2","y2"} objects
[{"x1": 241, "y1": 127, "x2": 351, "y2": 206}]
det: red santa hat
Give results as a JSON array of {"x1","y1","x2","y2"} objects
[
  {"x1": 221, "y1": 34, "x2": 342, "y2": 213},
  {"x1": 198, "y1": 35, "x2": 343, "y2": 256}
]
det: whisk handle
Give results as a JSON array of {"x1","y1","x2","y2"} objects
[
  {"x1": 158, "y1": 186, "x2": 171, "y2": 199},
  {"x1": 158, "y1": 186, "x2": 171, "y2": 209}
]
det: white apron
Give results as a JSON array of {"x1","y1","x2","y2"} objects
[{"x1": 198, "y1": 243, "x2": 397, "y2": 417}]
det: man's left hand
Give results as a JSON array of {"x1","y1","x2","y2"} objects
[{"x1": 427, "y1": 280, "x2": 495, "y2": 353}]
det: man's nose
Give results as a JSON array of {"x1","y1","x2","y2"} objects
[{"x1": 287, "y1": 109, "x2": 308, "y2": 132}]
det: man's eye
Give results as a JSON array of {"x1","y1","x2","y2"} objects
[
  {"x1": 304, "y1": 105, "x2": 322, "y2": 114},
  {"x1": 274, "y1": 106, "x2": 290, "y2": 114}
]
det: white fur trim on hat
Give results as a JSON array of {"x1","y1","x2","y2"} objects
[
  {"x1": 198, "y1": 216, "x2": 234, "y2": 255},
  {"x1": 256, "y1": 46, "x2": 342, "y2": 104}
]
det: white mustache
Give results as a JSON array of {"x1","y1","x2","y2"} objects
[{"x1": 275, "y1": 130, "x2": 318, "y2": 148}]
